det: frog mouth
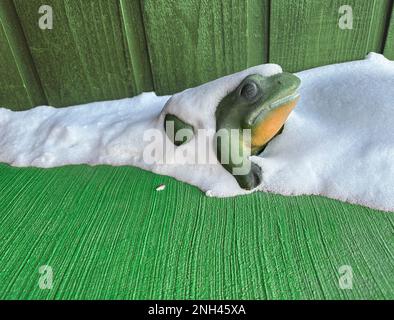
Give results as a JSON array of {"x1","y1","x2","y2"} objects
[
  {"x1": 251, "y1": 91, "x2": 300, "y2": 127},
  {"x1": 270, "y1": 92, "x2": 300, "y2": 110}
]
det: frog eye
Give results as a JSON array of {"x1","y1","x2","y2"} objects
[
  {"x1": 164, "y1": 114, "x2": 194, "y2": 146},
  {"x1": 240, "y1": 82, "x2": 258, "y2": 100}
]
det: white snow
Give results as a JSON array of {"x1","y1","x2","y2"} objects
[
  {"x1": 260, "y1": 53, "x2": 394, "y2": 212},
  {"x1": 0, "y1": 53, "x2": 393, "y2": 211},
  {"x1": 156, "y1": 184, "x2": 166, "y2": 192}
]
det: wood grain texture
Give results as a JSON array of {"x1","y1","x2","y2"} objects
[
  {"x1": 118, "y1": 0, "x2": 153, "y2": 94},
  {"x1": 383, "y1": 3, "x2": 394, "y2": 59},
  {"x1": 13, "y1": 0, "x2": 152, "y2": 107},
  {"x1": 142, "y1": 0, "x2": 269, "y2": 95},
  {"x1": 270, "y1": 0, "x2": 392, "y2": 72},
  {"x1": 0, "y1": 163, "x2": 392, "y2": 299},
  {"x1": 0, "y1": 0, "x2": 46, "y2": 110}
]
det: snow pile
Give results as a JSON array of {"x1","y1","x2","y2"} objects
[
  {"x1": 0, "y1": 64, "x2": 281, "y2": 196},
  {"x1": 0, "y1": 53, "x2": 393, "y2": 211},
  {"x1": 260, "y1": 53, "x2": 394, "y2": 211}
]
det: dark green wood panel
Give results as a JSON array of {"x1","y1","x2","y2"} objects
[
  {"x1": 384, "y1": 4, "x2": 394, "y2": 59},
  {"x1": 13, "y1": 0, "x2": 152, "y2": 107},
  {"x1": 142, "y1": 0, "x2": 269, "y2": 95},
  {"x1": 118, "y1": 0, "x2": 153, "y2": 94},
  {"x1": 270, "y1": 0, "x2": 392, "y2": 72},
  {"x1": 0, "y1": 163, "x2": 393, "y2": 299},
  {"x1": 0, "y1": 0, "x2": 46, "y2": 110}
]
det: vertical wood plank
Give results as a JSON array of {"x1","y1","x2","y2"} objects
[
  {"x1": 0, "y1": 0, "x2": 46, "y2": 110},
  {"x1": 13, "y1": 0, "x2": 152, "y2": 107},
  {"x1": 383, "y1": 4, "x2": 394, "y2": 59},
  {"x1": 270, "y1": 0, "x2": 392, "y2": 72},
  {"x1": 119, "y1": 0, "x2": 153, "y2": 94},
  {"x1": 142, "y1": 0, "x2": 269, "y2": 95}
]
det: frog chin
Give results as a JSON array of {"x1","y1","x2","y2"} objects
[{"x1": 249, "y1": 95, "x2": 299, "y2": 154}]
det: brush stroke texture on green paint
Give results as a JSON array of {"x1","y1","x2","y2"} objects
[
  {"x1": 384, "y1": 5, "x2": 394, "y2": 59},
  {"x1": 142, "y1": 0, "x2": 269, "y2": 95},
  {"x1": 13, "y1": 0, "x2": 152, "y2": 107},
  {"x1": 0, "y1": 164, "x2": 393, "y2": 300},
  {"x1": 269, "y1": 0, "x2": 392, "y2": 72},
  {"x1": 0, "y1": 0, "x2": 46, "y2": 110},
  {"x1": 1, "y1": 0, "x2": 393, "y2": 108}
]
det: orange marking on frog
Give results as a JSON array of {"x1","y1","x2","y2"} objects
[{"x1": 251, "y1": 97, "x2": 299, "y2": 149}]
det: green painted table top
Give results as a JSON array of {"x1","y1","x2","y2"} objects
[{"x1": 0, "y1": 163, "x2": 393, "y2": 300}]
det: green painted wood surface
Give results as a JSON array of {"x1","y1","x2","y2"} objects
[
  {"x1": 13, "y1": 0, "x2": 152, "y2": 108},
  {"x1": 142, "y1": 0, "x2": 269, "y2": 95},
  {"x1": 2, "y1": 0, "x2": 394, "y2": 108},
  {"x1": 0, "y1": 163, "x2": 393, "y2": 300},
  {"x1": 0, "y1": 0, "x2": 46, "y2": 110},
  {"x1": 269, "y1": 0, "x2": 392, "y2": 72},
  {"x1": 384, "y1": 4, "x2": 394, "y2": 59},
  {"x1": 118, "y1": 0, "x2": 153, "y2": 94}
]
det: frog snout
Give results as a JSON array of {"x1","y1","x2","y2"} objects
[{"x1": 274, "y1": 72, "x2": 301, "y2": 90}]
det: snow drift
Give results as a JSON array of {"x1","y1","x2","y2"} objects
[{"x1": 0, "y1": 53, "x2": 393, "y2": 212}]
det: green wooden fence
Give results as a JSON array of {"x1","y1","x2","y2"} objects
[{"x1": 1, "y1": 0, "x2": 393, "y2": 111}]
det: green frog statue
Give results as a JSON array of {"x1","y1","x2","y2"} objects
[{"x1": 162, "y1": 67, "x2": 301, "y2": 190}]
